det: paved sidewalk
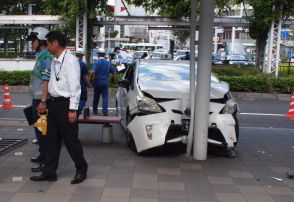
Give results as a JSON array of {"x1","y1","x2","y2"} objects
[{"x1": 1, "y1": 123, "x2": 294, "y2": 202}]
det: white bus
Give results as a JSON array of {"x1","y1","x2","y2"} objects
[{"x1": 119, "y1": 43, "x2": 164, "y2": 52}]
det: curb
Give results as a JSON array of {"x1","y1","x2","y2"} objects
[
  {"x1": 231, "y1": 92, "x2": 291, "y2": 101},
  {"x1": 0, "y1": 85, "x2": 291, "y2": 101}
]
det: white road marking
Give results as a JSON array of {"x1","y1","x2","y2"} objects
[
  {"x1": 8, "y1": 105, "x2": 117, "y2": 110},
  {"x1": 240, "y1": 113, "x2": 285, "y2": 117},
  {"x1": 240, "y1": 126, "x2": 294, "y2": 131}
]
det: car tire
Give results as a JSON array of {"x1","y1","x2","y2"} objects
[{"x1": 126, "y1": 109, "x2": 137, "y2": 152}]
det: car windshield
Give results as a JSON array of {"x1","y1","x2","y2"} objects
[
  {"x1": 152, "y1": 53, "x2": 160, "y2": 57},
  {"x1": 229, "y1": 55, "x2": 244, "y2": 60},
  {"x1": 134, "y1": 52, "x2": 145, "y2": 57},
  {"x1": 176, "y1": 51, "x2": 189, "y2": 56},
  {"x1": 243, "y1": 54, "x2": 252, "y2": 60},
  {"x1": 138, "y1": 64, "x2": 219, "y2": 83},
  {"x1": 213, "y1": 54, "x2": 225, "y2": 60}
]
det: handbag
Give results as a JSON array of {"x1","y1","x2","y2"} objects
[{"x1": 23, "y1": 105, "x2": 34, "y2": 126}]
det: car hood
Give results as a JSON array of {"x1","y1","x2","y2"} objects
[{"x1": 139, "y1": 80, "x2": 229, "y2": 99}]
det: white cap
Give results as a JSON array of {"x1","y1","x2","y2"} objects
[
  {"x1": 27, "y1": 27, "x2": 49, "y2": 41},
  {"x1": 97, "y1": 48, "x2": 106, "y2": 54},
  {"x1": 75, "y1": 48, "x2": 84, "y2": 55}
]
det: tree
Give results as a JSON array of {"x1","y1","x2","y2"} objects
[
  {"x1": 44, "y1": 0, "x2": 110, "y2": 62},
  {"x1": 238, "y1": 0, "x2": 294, "y2": 68},
  {"x1": 127, "y1": 0, "x2": 294, "y2": 69},
  {"x1": 172, "y1": 30, "x2": 190, "y2": 48},
  {"x1": 126, "y1": 0, "x2": 236, "y2": 51},
  {"x1": 0, "y1": 0, "x2": 45, "y2": 56}
]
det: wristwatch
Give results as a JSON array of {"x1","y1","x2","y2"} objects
[
  {"x1": 40, "y1": 100, "x2": 46, "y2": 105},
  {"x1": 69, "y1": 109, "x2": 77, "y2": 113}
]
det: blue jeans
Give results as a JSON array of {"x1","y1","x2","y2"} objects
[
  {"x1": 93, "y1": 84, "x2": 108, "y2": 114},
  {"x1": 78, "y1": 99, "x2": 87, "y2": 117},
  {"x1": 32, "y1": 99, "x2": 46, "y2": 162}
]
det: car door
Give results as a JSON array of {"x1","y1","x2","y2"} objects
[{"x1": 119, "y1": 65, "x2": 135, "y2": 126}]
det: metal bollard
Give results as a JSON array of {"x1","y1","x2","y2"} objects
[{"x1": 101, "y1": 124, "x2": 113, "y2": 143}]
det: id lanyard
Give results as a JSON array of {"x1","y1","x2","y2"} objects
[{"x1": 55, "y1": 50, "x2": 67, "y2": 81}]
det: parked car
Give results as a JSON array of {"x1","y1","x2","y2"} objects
[
  {"x1": 133, "y1": 51, "x2": 150, "y2": 59},
  {"x1": 227, "y1": 54, "x2": 248, "y2": 66},
  {"x1": 152, "y1": 49, "x2": 169, "y2": 60},
  {"x1": 243, "y1": 53, "x2": 255, "y2": 66},
  {"x1": 212, "y1": 54, "x2": 227, "y2": 64},
  {"x1": 116, "y1": 61, "x2": 239, "y2": 157}
]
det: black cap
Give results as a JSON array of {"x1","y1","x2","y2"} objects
[{"x1": 26, "y1": 32, "x2": 39, "y2": 41}]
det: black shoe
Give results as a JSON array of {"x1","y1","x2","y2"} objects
[
  {"x1": 103, "y1": 113, "x2": 108, "y2": 116},
  {"x1": 71, "y1": 172, "x2": 87, "y2": 184},
  {"x1": 31, "y1": 164, "x2": 44, "y2": 172},
  {"x1": 31, "y1": 157, "x2": 42, "y2": 164},
  {"x1": 30, "y1": 173, "x2": 57, "y2": 182},
  {"x1": 93, "y1": 111, "x2": 97, "y2": 115}
]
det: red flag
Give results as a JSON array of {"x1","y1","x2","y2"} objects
[
  {"x1": 121, "y1": 6, "x2": 126, "y2": 12},
  {"x1": 107, "y1": 5, "x2": 114, "y2": 13}
]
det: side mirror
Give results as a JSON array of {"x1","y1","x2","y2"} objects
[{"x1": 117, "y1": 79, "x2": 130, "y2": 90}]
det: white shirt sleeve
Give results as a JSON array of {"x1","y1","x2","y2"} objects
[{"x1": 66, "y1": 56, "x2": 81, "y2": 110}]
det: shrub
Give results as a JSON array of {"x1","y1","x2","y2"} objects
[
  {"x1": 0, "y1": 71, "x2": 31, "y2": 85},
  {"x1": 212, "y1": 66, "x2": 261, "y2": 76}
]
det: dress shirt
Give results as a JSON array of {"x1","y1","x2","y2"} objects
[{"x1": 48, "y1": 50, "x2": 81, "y2": 110}]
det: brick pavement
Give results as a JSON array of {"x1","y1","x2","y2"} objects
[{"x1": 0, "y1": 123, "x2": 294, "y2": 202}]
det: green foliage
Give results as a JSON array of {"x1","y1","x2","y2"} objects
[
  {"x1": 0, "y1": 71, "x2": 31, "y2": 85},
  {"x1": 219, "y1": 75, "x2": 272, "y2": 93},
  {"x1": 213, "y1": 66, "x2": 294, "y2": 94},
  {"x1": 273, "y1": 77, "x2": 294, "y2": 94},
  {"x1": 212, "y1": 66, "x2": 260, "y2": 76},
  {"x1": 110, "y1": 30, "x2": 119, "y2": 38}
]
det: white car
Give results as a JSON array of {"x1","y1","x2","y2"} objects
[{"x1": 116, "y1": 61, "x2": 239, "y2": 156}]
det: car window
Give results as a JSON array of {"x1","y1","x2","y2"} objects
[{"x1": 124, "y1": 64, "x2": 135, "y2": 89}]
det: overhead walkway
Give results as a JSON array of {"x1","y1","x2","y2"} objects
[{"x1": 1, "y1": 15, "x2": 293, "y2": 27}]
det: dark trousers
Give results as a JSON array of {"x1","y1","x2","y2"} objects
[
  {"x1": 32, "y1": 99, "x2": 45, "y2": 162},
  {"x1": 44, "y1": 99, "x2": 87, "y2": 177},
  {"x1": 93, "y1": 84, "x2": 109, "y2": 114}
]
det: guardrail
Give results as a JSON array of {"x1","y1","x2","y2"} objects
[{"x1": 0, "y1": 58, "x2": 35, "y2": 71}]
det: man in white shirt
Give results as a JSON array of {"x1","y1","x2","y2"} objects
[{"x1": 30, "y1": 31, "x2": 88, "y2": 184}]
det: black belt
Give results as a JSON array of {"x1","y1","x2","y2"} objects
[{"x1": 49, "y1": 96, "x2": 69, "y2": 102}]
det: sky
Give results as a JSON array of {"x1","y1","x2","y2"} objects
[{"x1": 108, "y1": 0, "x2": 115, "y2": 5}]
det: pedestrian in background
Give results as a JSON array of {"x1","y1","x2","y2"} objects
[
  {"x1": 75, "y1": 48, "x2": 90, "y2": 116},
  {"x1": 92, "y1": 48, "x2": 116, "y2": 116},
  {"x1": 27, "y1": 27, "x2": 52, "y2": 173},
  {"x1": 31, "y1": 31, "x2": 88, "y2": 184}
]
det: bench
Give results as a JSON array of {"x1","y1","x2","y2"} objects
[{"x1": 78, "y1": 115, "x2": 122, "y2": 143}]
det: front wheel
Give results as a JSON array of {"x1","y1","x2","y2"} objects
[{"x1": 126, "y1": 110, "x2": 137, "y2": 152}]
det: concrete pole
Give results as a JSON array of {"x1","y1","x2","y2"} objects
[
  {"x1": 75, "y1": 17, "x2": 80, "y2": 50},
  {"x1": 231, "y1": 27, "x2": 235, "y2": 54},
  {"x1": 100, "y1": 26, "x2": 106, "y2": 49},
  {"x1": 266, "y1": 22, "x2": 274, "y2": 73},
  {"x1": 28, "y1": 4, "x2": 33, "y2": 53},
  {"x1": 193, "y1": 0, "x2": 215, "y2": 160},
  {"x1": 82, "y1": 0, "x2": 88, "y2": 62},
  {"x1": 108, "y1": 28, "x2": 111, "y2": 50},
  {"x1": 214, "y1": 27, "x2": 218, "y2": 54},
  {"x1": 82, "y1": 13, "x2": 88, "y2": 62},
  {"x1": 186, "y1": 0, "x2": 197, "y2": 157}
]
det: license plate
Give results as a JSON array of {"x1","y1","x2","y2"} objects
[{"x1": 182, "y1": 119, "x2": 190, "y2": 134}]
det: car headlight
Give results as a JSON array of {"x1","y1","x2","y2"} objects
[
  {"x1": 221, "y1": 100, "x2": 238, "y2": 114},
  {"x1": 137, "y1": 96, "x2": 163, "y2": 114}
]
